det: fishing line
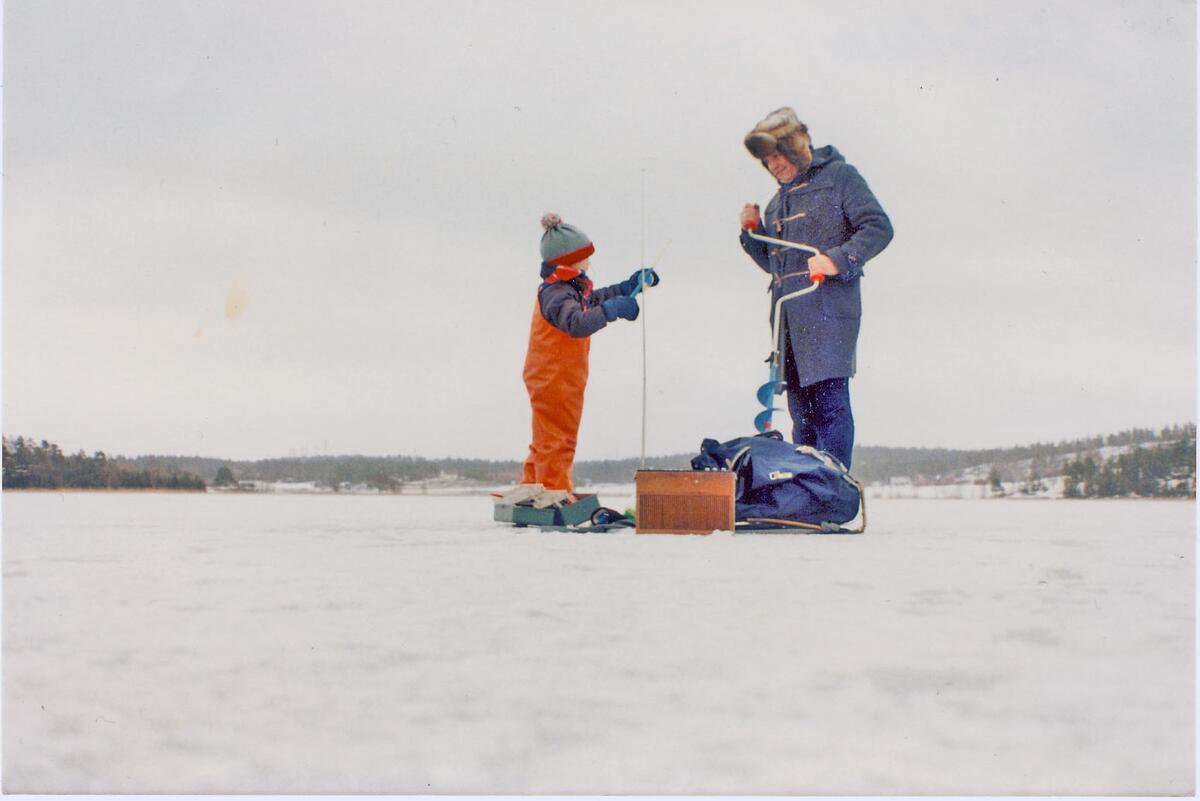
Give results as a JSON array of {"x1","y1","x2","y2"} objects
[
  {"x1": 634, "y1": 172, "x2": 670, "y2": 468},
  {"x1": 640, "y1": 169, "x2": 648, "y2": 469}
]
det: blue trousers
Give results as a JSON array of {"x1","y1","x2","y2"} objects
[{"x1": 783, "y1": 339, "x2": 855, "y2": 468}]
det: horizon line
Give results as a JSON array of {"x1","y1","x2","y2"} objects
[{"x1": 5, "y1": 422, "x2": 1194, "y2": 465}]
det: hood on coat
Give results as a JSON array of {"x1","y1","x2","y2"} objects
[{"x1": 794, "y1": 144, "x2": 844, "y2": 181}]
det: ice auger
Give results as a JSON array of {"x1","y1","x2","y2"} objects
[{"x1": 743, "y1": 226, "x2": 825, "y2": 433}]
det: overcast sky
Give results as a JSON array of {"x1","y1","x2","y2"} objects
[{"x1": 4, "y1": 0, "x2": 1196, "y2": 461}]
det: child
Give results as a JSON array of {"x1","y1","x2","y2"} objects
[{"x1": 521, "y1": 212, "x2": 659, "y2": 492}]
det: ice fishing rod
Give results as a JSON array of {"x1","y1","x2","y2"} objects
[
  {"x1": 743, "y1": 223, "x2": 825, "y2": 433},
  {"x1": 627, "y1": 240, "x2": 670, "y2": 299}
]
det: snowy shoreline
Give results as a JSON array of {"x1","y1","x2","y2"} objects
[
  {"x1": 206, "y1": 479, "x2": 1192, "y2": 501},
  {"x1": 7, "y1": 482, "x2": 1195, "y2": 504}
]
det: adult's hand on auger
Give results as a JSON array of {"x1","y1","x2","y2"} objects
[
  {"x1": 740, "y1": 203, "x2": 760, "y2": 230},
  {"x1": 807, "y1": 253, "x2": 839, "y2": 278}
]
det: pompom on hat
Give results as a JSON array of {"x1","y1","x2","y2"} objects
[
  {"x1": 539, "y1": 212, "x2": 595, "y2": 266},
  {"x1": 744, "y1": 107, "x2": 813, "y2": 172}
]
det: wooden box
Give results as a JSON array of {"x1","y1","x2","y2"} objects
[{"x1": 635, "y1": 470, "x2": 736, "y2": 535}]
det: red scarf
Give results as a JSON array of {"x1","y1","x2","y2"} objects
[{"x1": 543, "y1": 265, "x2": 593, "y2": 298}]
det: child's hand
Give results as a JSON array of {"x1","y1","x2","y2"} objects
[
  {"x1": 634, "y1": 268, "x2": 660, "y2": 287},
  {"x1": 622, "y1": 268, "x2": 661, "y2": 295},
  {"x1": 601, "y1": 296, "x2": 640, "y2": 322}
]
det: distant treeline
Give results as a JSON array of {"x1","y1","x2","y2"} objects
[
  {"x1": 114, "y1": 452, "x2": 692, "y2": 492},
  {"x1": 3, "y1": 437, "x2": 206, "y2": 490},
  {"x1": 853, "y1": 425, "x2": 1195, "y2": 485},
  {"x1": 569, "y1": 426, "x2": 1198, "y2": 489},
  {"x1": 4, "y1": 425, "x2": 1193, "y2": 498},
  {"x1": 131, "y1": 454, "x2": 522, "y2": 491},
  {"x1": 1061, "y1": 430, "x2": 1195, "y2": 498}
]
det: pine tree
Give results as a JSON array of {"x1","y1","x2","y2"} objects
[{"x1": 215, "y1": 466, "x2": 237, "y2": 487}]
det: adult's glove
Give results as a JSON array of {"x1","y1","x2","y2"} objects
[
  {"x1": 601, "y1": 296, "x2": 640, "y2": 322},
  {"x1": 621, "y1": 268, "x2": 661, "y2": 296}
]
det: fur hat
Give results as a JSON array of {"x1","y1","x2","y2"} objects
[
  {"x1": 539, "y1": 212, "x2": 595, "y2": 266},
  {"x1": 744, "y1": 107, "x2": 813, "y2": 172}
]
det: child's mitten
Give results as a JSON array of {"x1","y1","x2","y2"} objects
[{"x1": 601, "y1": 296, "x2": 640, "y2": 322}]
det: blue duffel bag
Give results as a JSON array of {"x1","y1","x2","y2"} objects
[{"x1": 690, "y1": 431, "x2": 865, "y2": 531}]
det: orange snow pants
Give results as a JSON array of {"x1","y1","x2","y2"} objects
[{"x1": 522, "y1": 302, "x2": 590, "y2": 492}]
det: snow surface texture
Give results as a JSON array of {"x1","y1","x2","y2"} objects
[{"x1": 3, "y1": 492, "x2": 1194, "y2": 794}]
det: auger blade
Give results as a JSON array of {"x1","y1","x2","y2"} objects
[
  {"x1": 754, "y1": 407, "x2": 782, "y2": 433},
  {"x1": 756, "y1": 380, "x2": 784, "y2": 407}
]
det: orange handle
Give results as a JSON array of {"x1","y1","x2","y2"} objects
[
  {"x1": 811, "y1": 272, "x2": 826, "y2": 284},
  {"x1": 741, "y1": 204, "x2": 760, "y2": 231}
]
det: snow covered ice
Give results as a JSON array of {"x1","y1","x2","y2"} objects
[{"x1": 2, "y1": 491, "x2": 1194, "y2": 794}]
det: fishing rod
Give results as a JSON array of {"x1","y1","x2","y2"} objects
[{"x1": 627, "y1": 240, "x2": 670, "y2": 300}]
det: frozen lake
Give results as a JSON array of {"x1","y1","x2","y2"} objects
[{"x1": 2, "y1": 492, "x2": 1194, "y2": 794}]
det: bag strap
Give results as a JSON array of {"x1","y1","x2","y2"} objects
[
  {"x1": 850, "y1": 477, "x2": 867, "y2": 533},
  {"x1": 726, "y1": 445, "x2": 752, "y2": 471}
]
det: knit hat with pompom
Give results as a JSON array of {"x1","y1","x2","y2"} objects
[{"x1": 539, "y1": 212, "x2": 595, "y2": 266}]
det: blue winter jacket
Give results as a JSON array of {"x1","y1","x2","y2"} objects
[
  {"x1": 537, "y1": 263, "x2": 630, "y2": 338},
  {"x1": 740, "y1": 145, "x2": 893, "y2": 387}
]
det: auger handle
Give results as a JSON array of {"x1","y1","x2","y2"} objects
[
  {"x1": 742, "y1": 222, "x2": 827, "y2": 282},
  {"x1": 743, "y1": 226, "x2": 822, "y2": 258}
]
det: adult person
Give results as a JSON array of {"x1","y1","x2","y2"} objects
[{"x1": 738, "y1": 107, "x2": 892, "y2": 468}]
